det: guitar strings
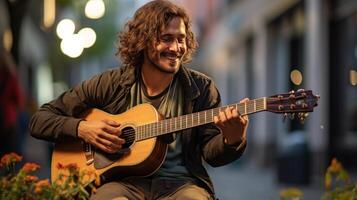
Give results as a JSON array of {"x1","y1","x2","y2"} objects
[
  {"x1": 121, "y1": 95, "x2": 316, "y2": 142},
  {"x1": 118, "y1": 103, "x2": 266, "y2": 142}
]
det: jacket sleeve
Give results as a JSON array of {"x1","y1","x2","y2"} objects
[
  {"x1": 29, "y1": 70, "x2": 118, "y2": 142},
  {"x1": 198, "y1": 79, "x2": 247, "y2": 167}
]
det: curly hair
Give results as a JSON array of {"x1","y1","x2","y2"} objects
[{"x1": 117, "y1": 0, "x2": 198, "y2": 68}]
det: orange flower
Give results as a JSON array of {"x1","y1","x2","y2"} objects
[
  {"x1": 56, "y1": 162, "x2": 78, "y2": 171},
  {"x1": 22, "y1": 163, "x2": 41, "y2": 173},
  {"x1": 81, "y1": 169, "x2": 96, "y2": 185},
  {"x1": 0, "y1": 152, "x2": 23, "y2": 167},
  {"x1": 66, "y1": 163, "x2": 79, "y2": 171},
  {"x1": 85, "y1": 169, "x2": 95, "y2": 177},
  {"x1": 56, "y1": 162, "x2": 65, "y2": 170},
  {"x1": 329, "y1": 158, "x2": 342, "y2": 172},
  {"x1": 34, "y1": 179, "x2": 50, "y2": 194},
  {"x1": 25, "y1": 175, "x2": 39, "y2": 182}
]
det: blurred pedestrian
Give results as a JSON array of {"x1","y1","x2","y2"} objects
[{"x1": 0, "y1": 48, "x2": 25, "y2": 157}]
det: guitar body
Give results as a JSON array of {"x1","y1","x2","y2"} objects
[{"x1": 51, "y1": 103, "x2": 168, "y2": 183}]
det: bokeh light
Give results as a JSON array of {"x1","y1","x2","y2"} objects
[
  {"x1": 351, "y1": 70, "x2": 357, "y2": 86},
  {"x1": 56, "y1": 19, "x2": 75, "y2": 39},
  {"x1": 60, "y1": 34, "x2": 83, "y2": 58},
  {"x1": 78, "y1": 27, "x2": 96, "y2": 48},
  {"x1": 290, "y1": 69, "x2": 303, "y2": 85},
  {"x1": 3, "y1": 28, "x2": 12, "y2": 52},
  {"x1": 85, "y1": 0, "x2": 105, "y2": 19}
]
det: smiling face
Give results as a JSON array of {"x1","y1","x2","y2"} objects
[{"x1": 144, "y1": 17, "x2": 187, "y2": 74}]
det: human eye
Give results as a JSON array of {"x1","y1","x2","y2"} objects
[
  {"x1": 178, "y1": 38, "x2": 185, "y2": 43},
  {"x1": 161, "y1": 36, "x2": 172, "y2": 43},
  {"x1": 177, "y1": 35, "x2": 186, "y2": 43}
]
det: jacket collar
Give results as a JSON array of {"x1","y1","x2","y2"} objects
[
  {"x1": 118, "y1": 65, "x2": 137, "y2": 88},
  {"x1": 178, "y1": 66, "x2": 200, "y2": 101}
]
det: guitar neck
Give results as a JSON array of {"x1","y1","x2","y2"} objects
[{"x1": 135, "y1": 97, "x2": 267, "y2": 141}]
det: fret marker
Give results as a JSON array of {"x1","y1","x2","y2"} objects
[
  {"x1": 205, "y1": 111, "x2": 206, "y2": 123},
  {"x1": 244, "y1": 101, "x2": 247, "y2": 115},
  {"x1": 180, "y1": 116, "x2": 182, "y2": 129}
]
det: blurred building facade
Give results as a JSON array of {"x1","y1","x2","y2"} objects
[{"x1": 193, "y1": 0, "x2": 357, "y2": 176}]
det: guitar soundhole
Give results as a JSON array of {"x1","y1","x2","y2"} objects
[{"x1": 120, "y1": 126, "x2": 136, "y2": 148}]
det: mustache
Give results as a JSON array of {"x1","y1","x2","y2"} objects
[{"x1": 161, "y1": 52, "x2": 183, "y2": 58}]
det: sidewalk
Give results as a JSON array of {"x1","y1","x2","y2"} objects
[{"x1": 207, "y1": 161, "x2": 324, "y2": 200}]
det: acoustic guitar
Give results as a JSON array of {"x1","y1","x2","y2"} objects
[{"x1": 51, "y1": 89, "x2": 319, "y2": 184}]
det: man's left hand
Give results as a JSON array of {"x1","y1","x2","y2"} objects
[{"x1": 213, "y1": 98, "x2": 249, "y2": 145}]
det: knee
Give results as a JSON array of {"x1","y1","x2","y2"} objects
[
  {"x1": 90, "y1": 182, "x2": 129, "y2": 200},
  {"x1": 173, "y1": 185, "x2": 212, "y2": 200},
  {"x1": 176, "y1": 192, "x2": 210, "y2": 200}
]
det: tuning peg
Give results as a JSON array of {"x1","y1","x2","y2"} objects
[
  {"x1": 289, "y1": 113, "x2": 295, "y2": 120},
  {"x1": 278, "y1": 105, "x2": 284, "y2": 111},
  {"x1": 302, "y1": 103, "x2": 308, "y2": 108},
  {"x1": 297, "y1": 89, "x2": 307, "y2": 97},
  {"x1": 283, "y1": 113, "x2": 288, "y2": 122},
  {"x1": 297, "y1": 112, "x2": 309, "y2": 123},
  {"x1": 289, "y1": 90, "x2": 295, "y2": 98},
  {"x1": 315, "y1": 94, "x2": 320, "y2": 102}
]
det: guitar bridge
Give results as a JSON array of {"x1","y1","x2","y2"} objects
[{"x1": 83, "y1": 142, "x2": 94, "y2": 165}]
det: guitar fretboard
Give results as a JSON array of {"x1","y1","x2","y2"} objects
[{"x1": 135, "y1": 97, "x2": 267, "y2": 141}]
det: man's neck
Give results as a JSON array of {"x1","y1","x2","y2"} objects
[{"x1": 141, "y1": 63, "x2": 174, "y2": 97}]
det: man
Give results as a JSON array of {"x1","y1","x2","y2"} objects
[{"x1": 29, "y1": 0, "x2": 249, "y2": 199}]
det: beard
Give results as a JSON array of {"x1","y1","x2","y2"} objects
[{"x1": 147, "y1": 51, "x2": 182, "y2": 74}]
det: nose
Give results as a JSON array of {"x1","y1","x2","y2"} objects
[{"x1": 168, "y1": 39, "x2": 179, "y2": 52}]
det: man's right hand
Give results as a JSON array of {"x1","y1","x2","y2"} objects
[{"x1": 77, "y1": 119, "x2": 125, "y2": 153}]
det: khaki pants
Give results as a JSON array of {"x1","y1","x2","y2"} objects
[{"x1": 90, "y1": 177, "x2": 213, "y2": 200}]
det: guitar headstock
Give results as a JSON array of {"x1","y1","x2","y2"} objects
[{"x1": 267, "y1": 89, "x2": 319, "y2": 122}]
